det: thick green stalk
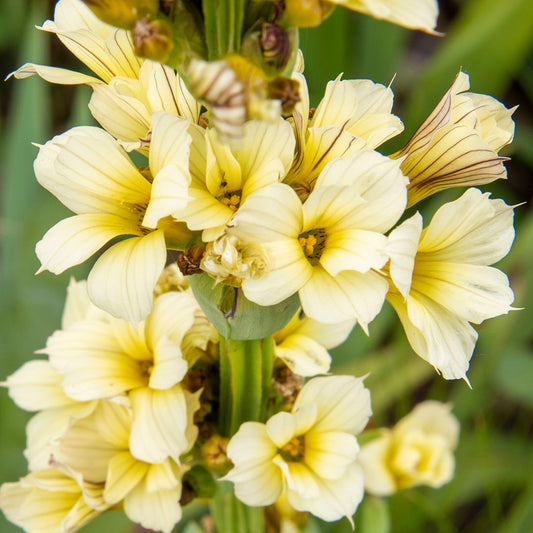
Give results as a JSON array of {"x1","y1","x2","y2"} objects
[{"x1": 218, "y1": 336, "x2": 274, "y2": 437}]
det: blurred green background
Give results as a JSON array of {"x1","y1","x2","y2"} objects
[{"x1": 1, "y1": 0, "x2": 532, "y2": 531}]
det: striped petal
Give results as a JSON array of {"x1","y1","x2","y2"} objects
[
  {"x1": 36, "y1": 213, "x2": 140, "y2": 275},
  {"x1": 34, "y1": 126, "x2": 151, "y2": 216},
  {"x1": 8, "y1": 63, "x2": 100, "y2": 85},
  {"x1": 299, "y1": 267, "x2": 389, "y2": 328},
  {"x1": 129, "y1": 386, "x2": 191, "y2": 463},
  {"x1": 87, "y1": 231, "x2": 166, "y2": 323}
]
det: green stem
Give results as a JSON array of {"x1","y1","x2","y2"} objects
[
  {"x1": 211, "y1": 481, "x2": 265, "y2": 533},
  {"x1": 218, "y1": 336, "x2": 274, "y2": 437}
]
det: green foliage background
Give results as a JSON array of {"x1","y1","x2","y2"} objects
[{"x1": 0, "y1": 0, "x2": 532, "y2": 531}]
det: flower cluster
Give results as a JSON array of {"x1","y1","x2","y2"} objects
[{"x1": 0, "y1": 0, "x2": 520, "y2": 531}]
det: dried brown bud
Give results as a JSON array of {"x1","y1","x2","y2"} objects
[
  {"x1": 179, "y1": 480, "x2": 196, "y2": 506},
  {"x1": 261, "y1": 23, "x2": 291, "y2": 69},
  {"x1": 132, "y1": 17, "x2": 174, "y2": 62},
  {"x1": 177, "y1": 243, "x2": 206, "y2": 276},
  {"x1": 81, "y1": 0, "x2": 158, "y2": 29},
  {"x1": 267, "y1": 77, "x2": 300, "y2": 116}
]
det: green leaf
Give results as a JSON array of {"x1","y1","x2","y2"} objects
[{"x1": 189, "y1": 273, "x2": 300, "y2": 340}]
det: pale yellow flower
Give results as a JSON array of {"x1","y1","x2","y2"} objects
[
  {"x1": 34, "y1": 111, "x2": 192, "y2": 322},
  {"x1": 55, "y1": 400, "x2": 196, "y2": 533},
  {"x1": 224, "y1": 375, "x2": 372, "y2": 523},
  {"x1": 274, "y1": 312, "x2": 355, "y2": 376},
  {"x1": 358, "y1": 401, "x2": 459, "y2": 495},
  {"x1": 9, "y1": 0, "x2": 201, "y2": 148},
  {"x1": 394, "y1": 71, "x2": 516, "y2": 206},
  {"x1": 386, "y1": 187, "x2": 515, "y2": 380},
  {"x1": 42, "y1": 288, "x2": 201, "y2": 464},
  {"x1": 0, "y1": 468, "x2": 102, "y2": 533},
  {"x1": 287, "y1": 70, "x2": 403, "y2": 195},
  {"x1": 229, "y1": 149, "x2": 407, "y2": 327},
  {"x1": 178, "y1": 117, "x2": 295, "y2": 241}
]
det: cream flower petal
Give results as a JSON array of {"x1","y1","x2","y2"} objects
[
  {"x1": 148, "y1": 63, "x2": 201, "y2": 121},
  {"x1": 149, "y1": 112, "x2": 191, "y2": 176},
  {"x1": 343, "y1": 0, "x2": 439, "y2": 34},
  {"x1": 304, "y1": 431, "x2": 359, "y2": 480},
  {"x1": 302, "y1": 184, "x2": 365, "y2": 231},
  {"x1": 34, "y1": 126, "x2": 151, "y2": 216},
  {"x1": 387, "y1": 212, "x2": 423, "y2": 299},
  {"x1": 8, "y1": 63, "x2": 100, "y2": 85},
  {"x1": 275, "y1": 334, "x2": 332, "y2": 376},
  {"x1": 396, "y1": 401, "x2": 460, "y2": 449},
  {"x1": 129, "y1": 386, "x2": 190, "y2": 464},
  {"x1": 2, "y1": 360, "x2": 75, "y2": 411},
  {"x1": 290, "y1": 126, "x2": 365, "y2": 186},
  {"x1": 0, "y1": 471, "x2": 96, "y2": 533},
  {"x1": 89, "y1": 83, "x2": 150, "y2": 145},
  {"x1": 142, "y1": 166, "x2": 190, "y2": 228},
  {"x1": 388, "y1": 291, "x2": 477, "y2": 380},
  {"x1": 357, "y1": 431, "x2": 397, "y2": 495},
  {"x1": 61, "y1": 278, "x2": 107, "y2": 329},
  {"x1": 147, "y1": 291, "x2": 198, "y2": 348},
  {"x1": 52, "y1": 0, "x2": 112, "y2": 38},
  {"x1": 58, "y1": 402, "x2": 130, "y2": 481},
  {"x1": 235, "y1": 119, "x2": 296, "y2": 195},
  {"x1": 123, "y1": 477, "x2": 181, "y2": 533},
  {"x1": 145, "y1": 462, "x2": 180, "y2": 492},
  {"x1": 45, "y1": 321, "x2": 146, "y2": 400},
  {"x1": 282, "y1": 316, "x2": 356, "y2": 350},
  {"x1": 321, "y1": 228, "x2": 388, "y2": 275},
  {"x1": 181, "y1": 186, "x2": 234, "y2": 231},
  {"x1": 299, "y1": 267, "x2": 388, "y2": 327},
  {"x1": 231, "y1": 183, "x2": 303, "y2": 242},
  {"x1": 87, "y1": 231, "x2": 167, "y2": 323},
  {"x1": 275, "y1": 461, "x2": 321, "y2": 499},
  {"x1": 25, "y1": 402, "x2": 97, "y2": 472},
  {"x1": 36, "y1": 213, "x2": 141, "y2": 275},
  {"x1": 206, "y1": 130, "x2": 242, "y2": 194},
  {"x1": 287, "y1": 461, "x2": 364, "y2": 523},
  {"x1": 266, "y1": 406, "x2": 316, "y2": 448},
  {"x1": 296, "y1": 375, "x2": 372, "y2": 435},
  {"x1": 311, "y1": 76, "x2": 404, "y2": 148},
  {"x1": 147, "y1": 336, "x2": 186, "y2": 390},
  {"x1": 412, "y1": 262, "x2": 514, "y2": 323},
  {"x1": 241, "y1": 240, "x2": 312, "y2": 306},
  {"x1": 316, "y1": 150, "x2": 407, "y2": 232},
  {"x1": 418, "y1": 188, "x2": 515, "y2": 265},
  {"x1": 104, "y1": 451, "x2": 150, "y2": 505},
  {"x1": 226, "y1": 422, "x2": 278, "y2": 465},
  {"x1": 224, "y1": 423, "x2": 283, "y2": 507}
]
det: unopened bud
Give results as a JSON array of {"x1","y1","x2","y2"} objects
[
  {"x1": 284, "y1": 0, "x2": 334, "y2": 27},
  {"x1": 201, "y1": 435, "x2": 232, "y2": 474},
  {"x1": 267, "y1": 77, "x2": 300, "y2": 116},
  {"x1": 261, "y1": 23, "x2": 291, "y2": 69},
  {"x1": 132, "y1": 17, "x2": 174, "y2": 62},
  {"x1": 81, "y1": 0, "x2": 158, "y2": 29}
]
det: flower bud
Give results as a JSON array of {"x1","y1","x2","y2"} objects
[
  {"x1": 81, "y1": 0, "x2": 158, "y2": 29},
  {"x1": 284, "y1": 0, "x2": 335, "y2": 27},
  {"x1": 201, "y1": 435, "x2": 232, "y2": 474},
  {"x1": 267, "y1": 77, "x2": 300, "y2": 116},
  {"x1": 132, "y1": 17, "x2": 175, "y2": 63},
  {"x1": 261, "y1": 23, "x2": 291, "y2": 69}
]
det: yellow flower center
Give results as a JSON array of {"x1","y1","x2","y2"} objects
[
  {"x1": 298, "y1": 228, "x2": 327, "y2": 265},
  {"x1": 219, "y1": 191, "x2": 242, "y2": 212},
  {"x1": 279, "y1": 436, "x2": 305, "y2": 462},
  {"x1": 139, "y1": 360, "x2": 154, "y2": 380}
]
